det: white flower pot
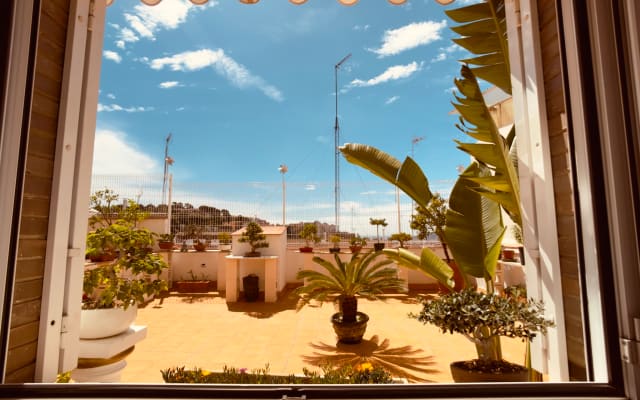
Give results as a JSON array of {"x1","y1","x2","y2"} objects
[{"x1": 80, "y1": 305, "x2": 138, "y2": 339}]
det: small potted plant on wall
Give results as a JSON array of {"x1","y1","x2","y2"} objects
[
  {"x1": 349, "y1": 235, "x2": 366, "y2": 254},
  {"x1": 172, "y1": 269, "x2": 211, "y2": 293},
  {"x1": 329, "y1": 235, "x2": 341, "y2": 253},
  {"x1": 218, "y1": 232, "x2": 232, "y2": 251},
  {"x1": 369, "y1": 218, "x2": 388, "y2": 251},
  {"x1": 238, "y1": 221, "x2": 269, "y2": 257},
  {"x1": 193, "y1": 239, "x2": 208, "y2": 252},
  {"x1": 157, "y1": 233, "x2": 174, "y2": 250},
  {"x1": 299, "y1": 223, "x2": 320, "y2": 253}
]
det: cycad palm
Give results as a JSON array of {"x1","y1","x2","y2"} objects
[{"x1": 293, "y1": 250, "x2": 407, "y2": 323}]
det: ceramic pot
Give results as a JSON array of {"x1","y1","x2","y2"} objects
[{"x1": 80, "y1": 305, "x2": 137, "y2": 339}]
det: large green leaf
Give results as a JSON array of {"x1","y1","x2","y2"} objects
[
  {"x1": 340, "y1": 143, "x2": 432, "y2": 208},
  {"x1": 382, "y1": 248, "x2": 454, "y2": 290},
  {"x1": 446, "y1": 0, "x2": 510, "y2": 95},
  {"x1": 452, "y1": 65, "x2": 521, "y2": 227},
  {"x1": 444, "y1": 162, "x2": 505, "y2": 284}
]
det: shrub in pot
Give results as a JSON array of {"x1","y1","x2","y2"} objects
[
  {"x1": 292, "y1": 250, "x2": 406, "y2": 344},
  {"x1": 298, "y1": 223, "x2": 320, "y2": 253},
  {"x1": 329, "y1": 235, "x2": 341, "y2": 253},
  {"x1": 369, "y1": 218, "x2": 387, "y2": 251},
  {"x1": 389, "y1": 232, "x2": 411, "y2": 249},
  {"x1": 411, "y1": 289, "x2": 554, "y2": 382},
  {"x1": 157, "y1": 233, "x2": 174, "y2": 250},
  {"x1": 193, "y1": 239, "x2": 208, "y2": 252},
  {"x1": 218, "y1": 232, "x2": 232, "y2": 251},
  {"x1": 349, "y1": 235, "x2": 366, "y2": 254},
  {"x1": 238, "y1": 221, "x2": 268, "y2": 257}
]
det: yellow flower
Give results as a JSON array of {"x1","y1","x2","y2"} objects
[
  {"x1": 357, "y1": 362, "x2": 373, "y2": 372},
  {"x1": 201, "y1": 370, "x2": 211, "y2": 376}
]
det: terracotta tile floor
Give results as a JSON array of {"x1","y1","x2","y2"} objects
[{"x1": 120, "y1": 288, "x2": 526, "y2": 383}]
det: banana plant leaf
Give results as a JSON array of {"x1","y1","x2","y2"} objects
[
  {"x1": 452, "y1": 65, "x2": 521, "y2": 227},
  {"x1": 446, "y1": 0, "x2": 510, "y2": 95},
  {"x1": 339, "y1": 143, "x2": 432, "y2": 208},
  {"x1": 444, "y1": 162, "x2": 505, "y2": 283},
  {"x1": 382, "y1": 248, "x2": 454, "y2": 290}
]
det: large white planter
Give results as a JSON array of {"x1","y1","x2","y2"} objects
[{"x1": 80, "y1": 305, "x2": 138, "y2": 339}]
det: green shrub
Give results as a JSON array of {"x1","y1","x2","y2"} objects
[{"x1": 161, "y1": 363, "x2": 393, "y2": 384}]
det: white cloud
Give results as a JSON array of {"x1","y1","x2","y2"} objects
[
  {"x1": 385, "y1": 96, "x2": 400, "y2": 105},
  {"x1": 125, "y1": 0, "x2": 215, "y2": 41},
  {"x1": 348, "y1": 62, "x2": 423, "y2": 88},
  {"x1": 150, "y1": 49, "x2": 284, "y2": 102},
  {"x1": 92, "y1": 129, "x2": 158, "y2": 175},
  {"x1": 159, "y1": 81, "x2": 181, "y2": 89},
  {"x1": 353, "y1": 24, "x2": 370, "y2": 31},
  {"x1": 431, "y1": 52, "x2": 446, "y2": 63},
  {"x1": 97, "y1": 103, "x2": 154, "y2": 113},
  {"x1": 176, "y1": 106, "x2": 185, "y2": 111},
  {"x1": 115, "y1": 40, "x2": 125, "y2": 49},
  {"x1": 103, "y1": 50, "x2": 122, "y2": 63},
  {"x1": 445, "y1": 86, "x2": 457, "y2": 94},
  {"x1": 370, "y1": 20, "x2": 447, "y2": 58},
  {"x1": 106, "y1": 93, "x2": 116, "y2": 99},
  {"x1": 119, "y1": 27, "x2": 139, "y2": 44}
]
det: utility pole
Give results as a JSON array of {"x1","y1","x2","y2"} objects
[
  {"x1": 334, "y1": 53, "x2": 351, "y2": 235},
  {"x1": 278, "y1": 164, "x2": 288, "y2": 226},
  {"x1": 410, "y1": 136, "x2": 424, "y2": 236},
  {"x1": 162, "y1": 133, "x2": 173, "y2": 206}
]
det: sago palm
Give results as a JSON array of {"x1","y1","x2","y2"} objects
[{"x1": 293, "y1": 250, "x2": 406, "y2": 323}]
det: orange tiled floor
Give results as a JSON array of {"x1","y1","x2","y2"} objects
[{"x1": 120, "y1": 289, "x2": 526, "y2": 383}]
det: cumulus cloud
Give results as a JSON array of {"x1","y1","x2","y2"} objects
[
  {"x1": 348, "y1": 62, "x2": 423, "y2": 88},
  {"x1": 150, "y1": 49, "x2": 284, "y2": 102},
  {"x1": 97, "y1": 103, "x2": 154, "y2": 113},
  {"x1": 118, "y1": 27, "x2": 139, "y2": 45},
  {"x1": 159, "y1": 81, "x2": 181, "y2": 89},
  {"x1": 369, "y1": 20, "x2": 447, "y2": 58},
  {"x1": 431, "y1": 52, "x2": 446, "y2": 63},
  {"x1": 103, "y1": 50, "x2": 122, "y2": 63},
  {"x1": 115, "y1": 40, "x2": 125, "y2": 49},
  {"x1": 92, "y1": 129, "x2": 158, "y2": 175},
  {"x1": 353, "y1": 24, "x2": 370, "y2": 31},
  {"x1": 385, "y1": 96, "x2": 400, "y2": 105},
  {"x1": 106, "y1": 93, "x2": 116, "y2": 99}
]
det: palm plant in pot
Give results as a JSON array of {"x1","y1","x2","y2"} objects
[
  {"x1": 299, "y1": 223, "x2": 320, "y2": 253},
  {"x1": 82, "y1": 191, "x2": 168, "y2": 339},
  {"x1": 292, "y1": 250, "x2": 406, "y2": 344},
  {"x1": 238, "y1": 221, "x2": 269, "y2": 257},
  {"x1": 369, "y1": 218, "x2": 388, "y2": 251}
]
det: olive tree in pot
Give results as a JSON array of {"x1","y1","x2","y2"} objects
[
  {"x1": 349, "y1": 235, "x2": 366, "y2": 254},
  {"x1": 292, "y1": 250, "x2": 406, "y2": 344},
  {"x1": 412, "y1": 289, "x2": 553, "y2": 382},
  {"x1": 299, "y1": 223, "x2": 320, "y2": 253},
  {"x1": 329, "y1": 235, "x2": 341, "y2": 253},
  {"x1": 369, "y1": 218, "x2": 388, "y2": 251},
  {"x1": 238, "y1": 221, "x2": 269, "y2": 257},
  {"x1": 388, "y1": 232, "x2": 411, "y2": 249}
]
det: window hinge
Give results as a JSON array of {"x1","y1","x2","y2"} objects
[{"x1": 620, "y1": 338, "x2": 640, "y2": 365}]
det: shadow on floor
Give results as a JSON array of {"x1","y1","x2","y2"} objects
[
  {"x1": 225, "y1": 289, "x2": 300, "y2": 318},
  {"x1": 302, "y1": 334, "x2": 439, "y2": 382}
]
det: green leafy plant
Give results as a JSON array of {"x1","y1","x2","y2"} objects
[
  {"x1": 158, "y1": 233, "x2": 174, "y2": 242},
  {"x1": 299, "y1": 223, "x2": 320, "y2": 248},
  {"x1": 292, "y1": 250, "x2": 406, "y2": 323},
  {"x1": 410, "y1": 193, "x2": 451, "y2": 262},
  {"x1": 411, "y1": 289, "x2": 553, "y2": 363},
  {"x1": 349, "y1": 235, "x2": 366, "y2": 247},
  {"x1": 83, "y1": 191, "x2": 168, "y2": 310},
  {"x1": 218, "y1": 232, "x2": 232, "y2": 244},
  {"x1": 389, "y1": 232, "x2": 411, "y2": 248},
  {"x1": 238, "y1": 221, "x2": 269, "y2": 256}
]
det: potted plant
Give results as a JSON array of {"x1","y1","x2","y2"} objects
[
  {"x1": 218, "y1": 232, "x2": 232, "y2": 251},
  {"x1": 82, "y1": 190, "x2": 168, "y2": 339},
  {"x1": 173, "y1": 269, "x2": 211, "y2": 293},
  {"x1": 329, "y1": 235, "x2": 341, "y2": 253},
  {"x1": 238, "y1": 221, "x2": 269, "y2": 257},
  {"x1": 349, "y1": 235, "x2": 366, "y2": 254},
  {"x1": 157, "y1": 233, "x2": 174, "y2": 250},
  {"x1": 389, "y1": 232, "x2": 411, "y2": 249},
  {"x1": 292, "y1": 250, "x2": 406, "y2": 344},
  {"x1": 369, "y1": 218, "x2": 388, "y2": 251},
  {"x1": 298, "y1": 223, "x2": 319, "y2": 253},
  {"x1": 193, "y1": 239, "x2": 208, "y2": 252},
  {"x1": 412, "y1": 289, "x2": 554, "y2": 382}
]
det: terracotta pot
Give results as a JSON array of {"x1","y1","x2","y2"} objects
[
  {"x1": 349, "y1": 245, "x2": 362, "y2": 254},
  {"x1": 299, "y1": 246, "x2": 313, "y2": 253},
  {"x1": 158, "y1": 241, "x2": 173, "y2": 250},
  {"x1": 502, "y1": 249, "x2": 517, "y2": 261},
  {"x1": 80, "y1": 305, "x2": 137, "y2": 339},
  {"x1": 450, "y1": 360, "x2": 530, "y2": 382},
  {"x1": 193, "y1": 243, "x2": 207, "y2": 252},
  {"x1": 373, "y1": 243, "x2": 385, "y2": 251},
  {"x1": 329, "y1": 247, "x2": 340, "y2": 253},
  {"x1": 331, "y1": 312, "x2": 369, "y2": 344},
  {"x1": 173, "y1": 281, "x2": 210, "y2": 293}
]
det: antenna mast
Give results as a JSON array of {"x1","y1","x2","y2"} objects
[
  {"x1": 334, "y1": 53, "x2": 351, "y2": 234},
  {"x1": 162, "y1": 133, "x2": 173, "y2": 205}
]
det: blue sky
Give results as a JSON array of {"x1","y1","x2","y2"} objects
[{"x1": 94, "y1": 0, "x2": 478, "y2": 232}]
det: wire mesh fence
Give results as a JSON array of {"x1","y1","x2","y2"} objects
[{"x1": 91, "y1": 175, "x2": 453, "y2": 242}]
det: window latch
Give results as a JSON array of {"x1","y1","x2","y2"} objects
[
  {"x1": 282, "y1": 395, "x2": 306, "y2": 400},
  {"x1": 620, "y1": 337, "x2": 640, "y2": 365}
]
